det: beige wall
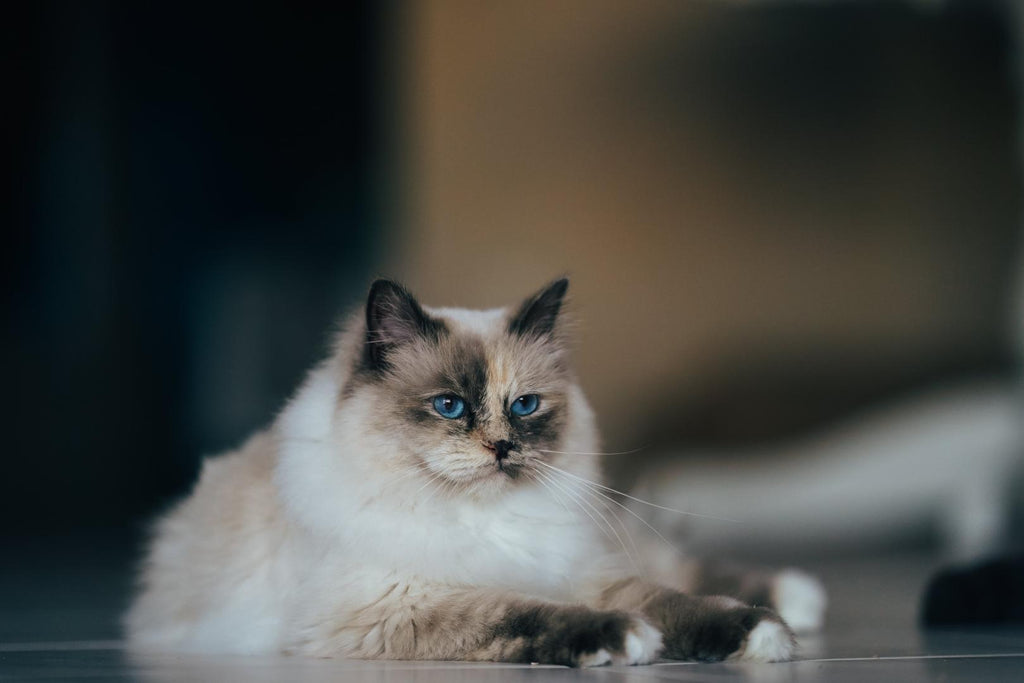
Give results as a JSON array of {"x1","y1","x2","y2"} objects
[{"x1": 385, "y1": 1, "x2": 1019, "y2": 447}]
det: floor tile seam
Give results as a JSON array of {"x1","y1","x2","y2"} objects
[
  {"x1": 0, "y1": 640, "x2": 123, "y2": 652},
  {"x1": 793, "y1": 653, "x2": 1024, "y2": 663}
]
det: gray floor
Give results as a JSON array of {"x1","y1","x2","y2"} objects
[{"x1": 2, "y1": 547, "x2": 1023, "y2": 682}]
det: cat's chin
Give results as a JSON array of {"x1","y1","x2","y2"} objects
[{"x1": 447, "y1": 463, "x2": 531, "y2": 498}]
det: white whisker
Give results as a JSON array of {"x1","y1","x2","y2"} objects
[
  {"x1": 417, "y1": 471, "x2": 450, "y2": 507},
  {"x1": 436, "y1": 476, "x2": 459, "y2": 503},
  {"x1": 377, "y1": 461, "x2": 432, "y2": 491},
  {"x1": 541, "y1": 465, "x2": 686, "y2": 560},
  {"x1": 413, "y1": 469, "x2": 446, "y2": 498},
  {"x1": 526, "y1": 470, "x2": 570, "y2": 513},
  {"x1": 537, "y1": 446, "x2": 648, "y2": 457},
  {"x1": 535, "y1": 469, "x2": 614, "y2": 544},
  {"x1": 535, "y1": 469, "x2": 642, "y2": 576},
  {"x1": 572, "y1": 476, "x2": 646, "y2": 578},
  {"x1": 535, "y1": 460, "x2": 743, "y2": 523}
]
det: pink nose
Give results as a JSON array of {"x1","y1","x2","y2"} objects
[{"x1": 483, "y1": 440, "x2": 514, "y2": 461}]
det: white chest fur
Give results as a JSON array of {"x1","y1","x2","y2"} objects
[{"x1": 275, "y1": 369, "x2": 603, "y2": 600}]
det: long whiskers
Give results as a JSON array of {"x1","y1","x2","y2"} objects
[
  {"x1": 571, "y1": 476, "x2": 646, "y2": 576},
  {"x1": 534, "y1": 469, "x2": 613, "y2": 543},
  {"x1": 535, "y1": 460, "x2": 744, "y2": 524},
  {"x1": 538, "y1": 464, "x2": 686, "y2": 560},
  {"x1": 536, "y1": 446, "x2": 649, "y2": 457},
  {"x1": 376, "y1": 461, "x2": 433, "y2": 491},
  {"x1": 534, "y1": 469, "x2": 642, "y2": 576},
  {"x1": 418, "y1": 471, "x2": 456, "y2": 507},
  {"x1": 413, "y1": 469, "x2": 447, "y2": 498},
  {"x1": 524, "y1": 471, "x2": 570, "y2": 513}
]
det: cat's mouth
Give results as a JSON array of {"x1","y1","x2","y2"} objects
[
  {"x1": 430, "y1": 456, "x2": 529, "y2": 487},
  {"x1": 496, "y1": 459, "x2": 523, "y2": 479},
  {"x1": 456, "y1": 458, "x2": 528, "y2": 485}
]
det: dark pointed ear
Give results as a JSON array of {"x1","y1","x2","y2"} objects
[
  {"x1": 364, "y1": 279, "x2": 442, "y2": 371},
  {"x1": 508, "y1": 277, "x2": 569, "y2": 338}
]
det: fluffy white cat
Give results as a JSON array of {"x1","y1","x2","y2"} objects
[{"x1": 126, "y1": 278, "x2": 818, "y2": 665}]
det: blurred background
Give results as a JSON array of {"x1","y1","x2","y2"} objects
[{"x1": 4, "y1": 0, "x2": 1024, "y2": 639}]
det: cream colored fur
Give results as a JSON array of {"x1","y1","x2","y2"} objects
[
  {"x1": 125, "y1": 283, "x2": 802, "y2": 664},
  {"x1": 127, "y1": 304, "x2": 620, "y2": 657}
]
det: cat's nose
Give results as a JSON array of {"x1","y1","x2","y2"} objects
[{"x1": 485, "y1": 439, "x2": 515, "y2": 461}]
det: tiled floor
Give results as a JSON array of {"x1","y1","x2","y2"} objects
[{"x1": 2, "y1": 540, "x2": 1022, "y2": 681}]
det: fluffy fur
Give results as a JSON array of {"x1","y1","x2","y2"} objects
[{"x1": 125, "y1": 278, "x2": 809, "y2": 665}]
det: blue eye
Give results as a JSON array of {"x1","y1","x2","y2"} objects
[
  {"x1": 433, "y1": 394, "x2": 466, "y2": 419},
  {"x1": 510, "y1": 394, "x2": 539, "y2": 416}
]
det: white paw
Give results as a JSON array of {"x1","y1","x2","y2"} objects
[
  {"x1": 578, "y1": 648, "x2": 613, "y2": 667},
  {"x1": 735, "y1": 620, "x2": 795, "y2": 662},
  {"x1": 772, "y1": 569, "x2": 827, "y2": 634},
  {"x1": 612, "y1": 618, "x2": 663, "y2": 666}
]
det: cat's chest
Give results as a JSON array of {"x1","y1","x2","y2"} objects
[{"x1": 349, "y1": 492, "x2": 598, "y2": 595}]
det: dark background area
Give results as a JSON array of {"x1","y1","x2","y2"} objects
[
  {"x1": 3, "y1": 0, "x2": 1022, "y2": 555},
  {"x1": 3, "y1": 1, "x2": 384, "y2": 539}
]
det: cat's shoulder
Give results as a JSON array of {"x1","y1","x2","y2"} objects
[
  {"x1": 170, "y1": 430, "x2": 281, "y2": 532},
  {"x1": 199, "y1": 430, "x2": 277, "y2": 487}
]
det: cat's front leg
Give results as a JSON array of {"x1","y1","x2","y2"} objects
[
  {"x1": 478, "y1": 598, "x2": 663, "y2": 667},
  {"x1": 682, "y1": 561, "x2": 827, "y2": 634},
  {"x1": 595, "y1": 578, "x2": 795, "y2": 662},
  {"x1": 291, "y1": 585, "x2": 662, "y2": 667},
  {"x1": 640, "y1": 540, "x2": 827, "y2": 633}
]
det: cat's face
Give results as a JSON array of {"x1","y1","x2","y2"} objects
[{"x1": 346, "y1": 279, "x2": 574, "y2": 497}]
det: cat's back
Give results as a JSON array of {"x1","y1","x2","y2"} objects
[{"x1": 125, "y1": 430, "x2": 289, "y2": 653}]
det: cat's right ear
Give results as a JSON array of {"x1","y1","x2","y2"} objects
[
  {"x1": 364, "y1": 279, "x2": 441, "y2": 371},
  {"x1": 508, "y1": 277, "x2": 569, "y2": 339}
]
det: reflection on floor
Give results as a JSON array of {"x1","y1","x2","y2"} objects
[{"x1": 2, "y1": 538, "x2": 1022, "y2": 682}]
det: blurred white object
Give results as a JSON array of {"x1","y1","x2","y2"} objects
[
  {"x1": 772, "y1": 568, "x2": 828, "y2": 633},
  {"x1": 632, "y1": 381, "x2": 1024, "y2": 560}
]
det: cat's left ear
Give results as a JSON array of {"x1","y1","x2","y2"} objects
[
  {"x1": 364, "y1": 279, "x2": 441, "y2": 371},
  {"x1": 508, "y1": 277, "x2": 569, "y2": 338}
]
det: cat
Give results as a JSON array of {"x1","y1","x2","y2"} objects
[{"x1": 125, "y1": 278, "x2": 822, "y2": 666}]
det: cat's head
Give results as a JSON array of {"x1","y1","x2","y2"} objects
[{"x1": 342, "y1": 277, "x2": 585, "y2": 497}]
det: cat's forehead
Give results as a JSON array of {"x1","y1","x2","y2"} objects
[
  {"x1": 424, "y1": 305, "x2": 508, "y2": 338},
  {"x1": 383, "y1": 304, "x2": 566, "y2": 392}
]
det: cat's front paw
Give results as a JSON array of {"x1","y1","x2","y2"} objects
[
  {"x1": 662, "y1": 596, "x2": 795, "y2": 663},
  {"x1": 575, "y1": 615, "x2": 662, "y2": 667},
  {"x1": 730, "y1": 614, "x2": 795, "y2": 662},
  {"x1": 543, "y1": 609, "x2": 662, "y2": 667},
  {"x1": 771, "y1": 568, "x2": 827, "y2": 634},
  {"x1": 612, "y1": 617, "x2": 663, "y2": 666}
]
